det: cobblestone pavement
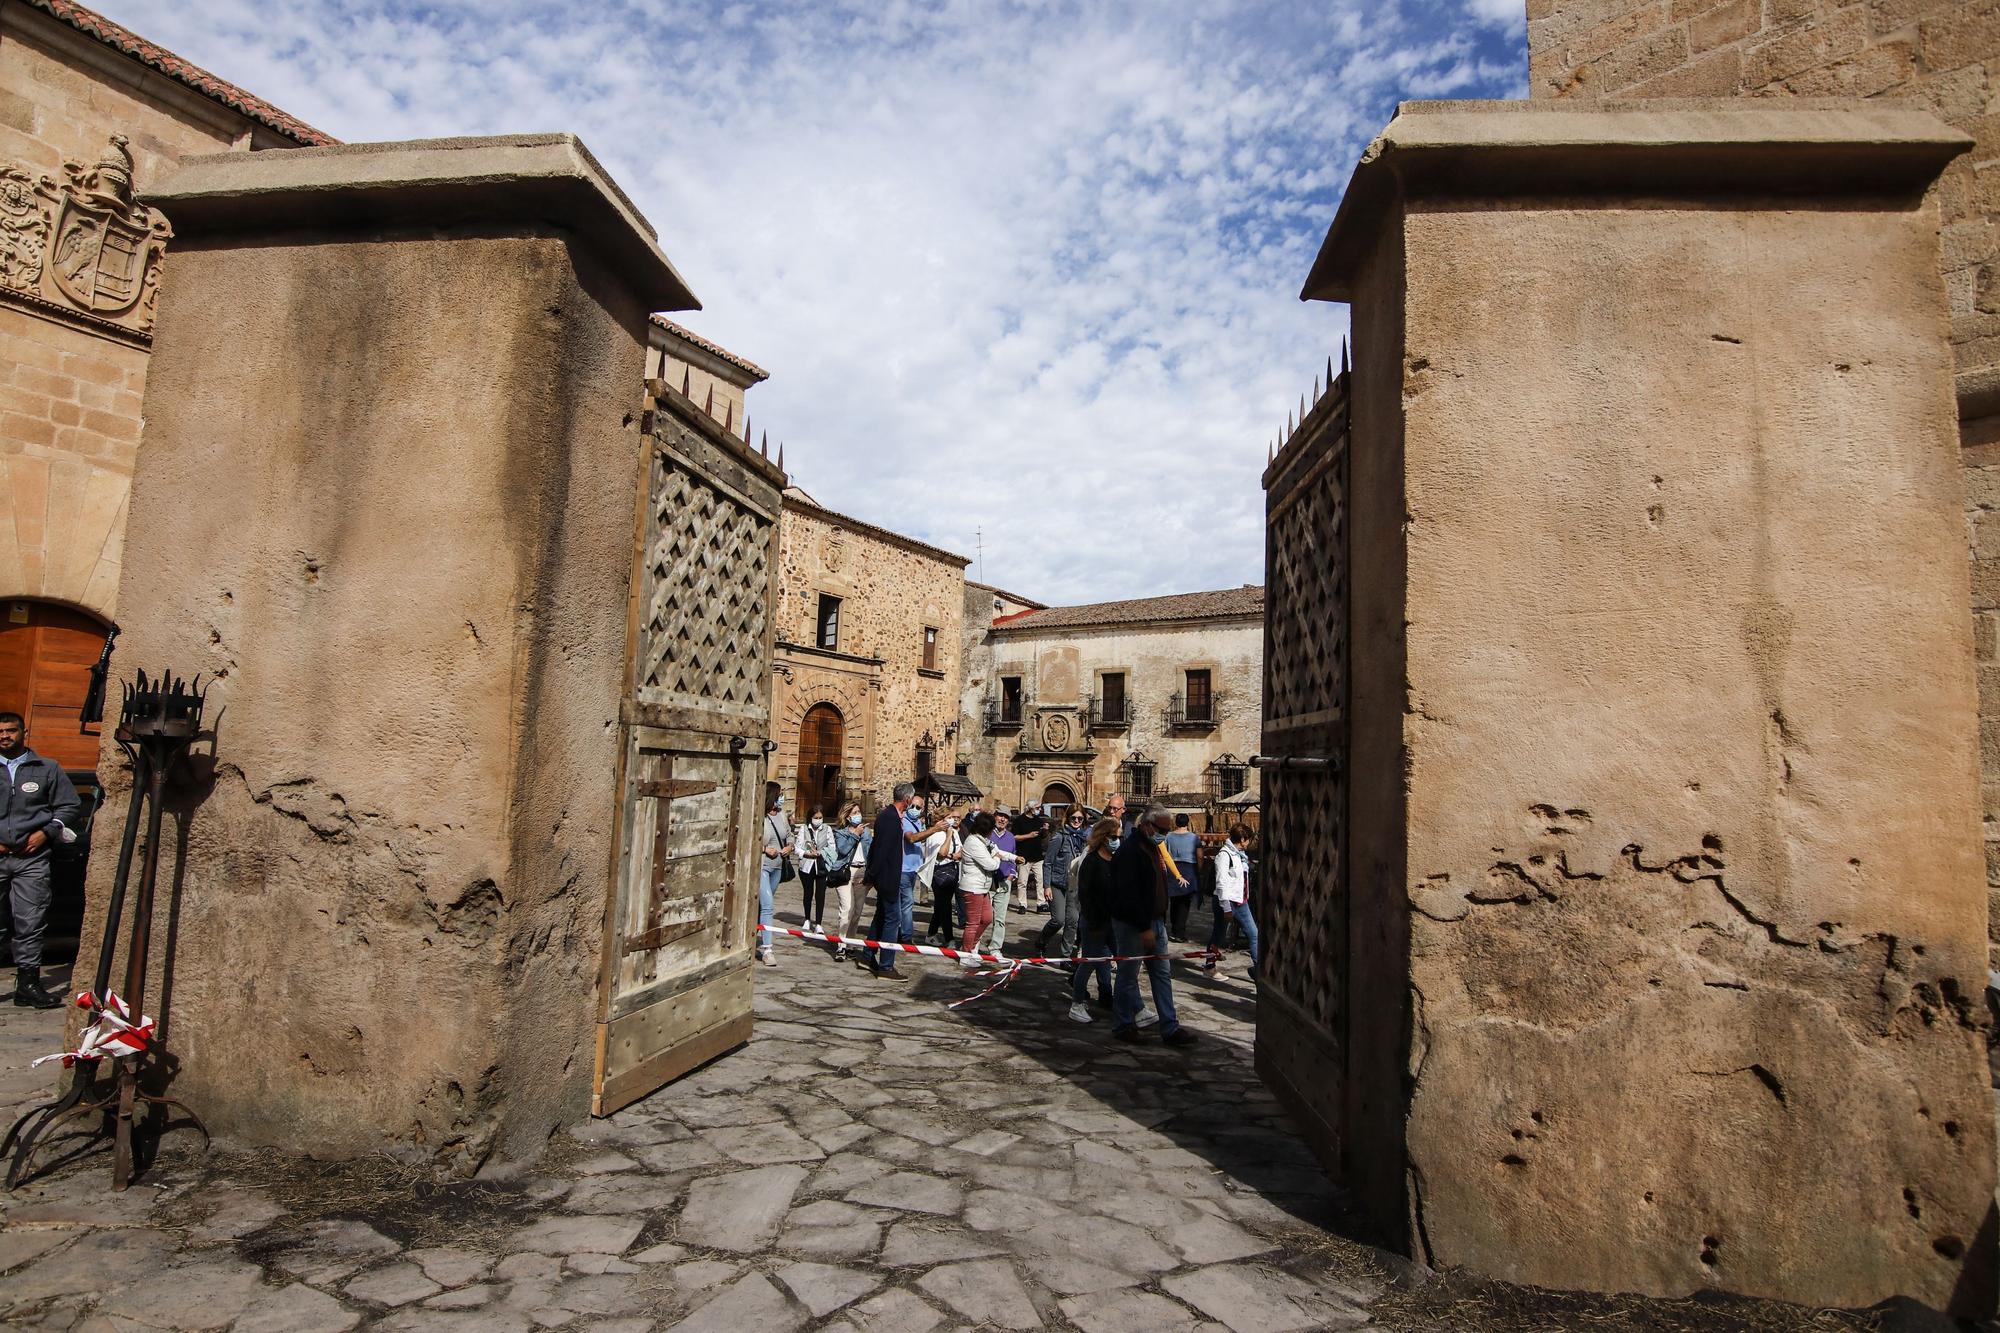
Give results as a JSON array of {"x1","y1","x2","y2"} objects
[{"x1": 0, "y1": 910, "x2": 1905, "y2": 1332}]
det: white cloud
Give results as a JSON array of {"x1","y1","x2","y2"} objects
[{"x1": 101, "y1": 0, "x2": 1524, "y2": 605}]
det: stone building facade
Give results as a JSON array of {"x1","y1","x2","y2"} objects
[
  {"x1": 0, "y1": 0, "x2": 329, "y2": 767},
  {"x1": 1525, "y1": 0, "x2": 2000, "y2": 961},
  {"x1": 768, "y1": 487, "x2": 969, "y2": 815},
  {"x1": 958, "y1": 586, "x2": 1263, "y2": 819}
]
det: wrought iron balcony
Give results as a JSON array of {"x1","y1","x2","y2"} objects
[
  {"x1": 1086, "y1": 696, "x2": 1130, "y2": 731},
  {"x1": 1163, "y1": 692, "x2": 1220, "y2": 732},
  {"x1": 983, "y1": 698, "x2": 1026, "y2": 733}
]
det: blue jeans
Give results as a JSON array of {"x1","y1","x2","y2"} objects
[
  {"x1": 1111, "y1": 917, "x2": 1178, "y2": 1036},
  {"x1": 869, "y1": 871, "x2": 916, "y2": 970},
  {"x1": 1207, "y1": 898, "x2": 1260, "y2": 969},
  {"x1": 1070, "y1": 918, "x2": 1113, "y2": 1005},
  {"x1": 759, "y1": 860, "x2": 782, "y2": 952}
]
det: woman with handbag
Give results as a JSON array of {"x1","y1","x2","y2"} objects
[
  {"x1": 795, "y1": 807, "x2": 837, "y2": 935},
  {"x1": 923, "y1": 813, "x2": 963, "y2": 945},
  {"x1": 827, "y1": 802, "x2": 869, "y2": 962},
  {"x1": 759, "y1": 793, "x2": 794, "y2": 966},
  {"x1": 956, "y1": 811, "x2": 1019, "y2": 964}
]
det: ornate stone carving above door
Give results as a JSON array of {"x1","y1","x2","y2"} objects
[{"x1": 0, "y1": 135, "x2": 171, "y2": 342}]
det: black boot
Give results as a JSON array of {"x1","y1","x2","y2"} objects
[{"x1": 13, "y1": 965, "x2": 61, "y2": 1009}]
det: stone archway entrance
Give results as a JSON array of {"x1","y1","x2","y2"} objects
[
  {"x1": 0, "y1": 600, "x2": 111, "y2": 773},
  {"x1": 1041, "y1": 781, "x2": 1076, "y2": 808},
  {"x1": 796, "y1": 702, "x2": 845, "y2": 816}
]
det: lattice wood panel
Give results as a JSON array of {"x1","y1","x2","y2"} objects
[
  {"x1": 638, "y1": 443, "x2": 772, "y2": 713},
  {"x1": 1260, "y1": 381, "x2": 1350, "y2": 1042}
]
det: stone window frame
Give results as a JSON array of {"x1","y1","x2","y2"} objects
[
  {"x1": 815, "y1": 592, "x2": 842, "y2": 651},
  {"x1": 1180, "y1": 662, "x2": 1219, "y2": 723},
  {"x1": 1093, "y1": 666, "x2": 1133, "y2": 727},
  {"x1": 921, "y1": 624, "x2": 939, "y2": 672}
]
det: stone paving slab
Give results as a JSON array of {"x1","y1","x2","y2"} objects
[{"x1": 0, "y1": 909, "x2": 1920, "y2": 1331}]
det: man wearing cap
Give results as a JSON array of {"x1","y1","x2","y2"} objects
[{"x1": 0, "y1": 712, "x2": 81, "y2": 1009}]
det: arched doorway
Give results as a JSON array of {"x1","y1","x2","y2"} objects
[
  {"x1": 1042, "y1": 781, "x2": 1076, "y2": 808},
  {"x1": 0, "y1": 600, "x2": 110, "y2": 772},
  {"x1": 796, "y1": 703, "x2": 845, "y2": 817}
]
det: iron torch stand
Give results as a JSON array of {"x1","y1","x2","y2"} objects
[{"x1": 2, "y1": 669, "x2": 211, "y2": 1189}]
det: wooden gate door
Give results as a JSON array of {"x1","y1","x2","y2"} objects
[
  {"x1": 795, "y1": 703, "x2": 844, "y2": 815},
  {"x1": 592, "y1": 379, "x2": 784, "y2": 1117},
  {"x1": 1254, "y1": 359, "x2": 1351, "y2": 1168},
  {"x1": 0, "y1": 602, "x2": 111, "y2": 772}
]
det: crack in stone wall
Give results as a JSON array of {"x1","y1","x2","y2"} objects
[{"x1": 1403, "y1": 803, "x2": 1993, "y2": 1307}]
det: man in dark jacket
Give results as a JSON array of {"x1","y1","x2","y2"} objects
[
  {"x1": 861, "y1": 783, "x2": 950, "y2": 981},
  {"x1": 1105, "y1": 807, "x2": 1196, "y2": 1046},
  {"x1": 0, "y1": 712, "x2": 81, "y2": 1008}
]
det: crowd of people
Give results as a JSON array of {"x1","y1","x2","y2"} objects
[{"x1": 757, "y1": 783, "x2": 1261, "y2": 1045}]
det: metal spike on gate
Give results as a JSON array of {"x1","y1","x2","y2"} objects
[
  {"x1": 723, "y1": 399, "x2": 733, "y2": 432},
  {"x1": 1341, "y1": 338, "x2": 1349, "y2": 374},
  {"x1": 681, "y1": 365, "x2": 691, "y2": 396},
  {"x1": 776, "y1": 442, "x2": 786, "y2": 472},
  {"x1": 1327, "y1": 355, "x2": 1335, "y2": 393},
  {"x1": 1314, "y1": 370, "x2": 1320, "y2": 401},
  {"x1": 704, "y1": 385, "x2": 715, "y2": 415},
  {"x1": 760, "y1": 431, "x2": 769, "y2": 458}
]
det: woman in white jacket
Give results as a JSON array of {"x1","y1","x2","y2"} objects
[
  {"x1": 795, "y1": 808, "x2": 838, "y2": 935},
  {"x1": 1203, "y1": 823, "x2": 1260, "y2": 982},
  {"x1": 955, "y1": 811, "x2": 1018, "y2": 964}
]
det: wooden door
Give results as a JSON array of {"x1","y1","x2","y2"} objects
[
  {"x1": 0, "y1": 602, "x2": 110, "y2": 772},
  {"x1": 592, "y1": 381, "x2": 783, "y2": 1117},
  {"x1": 795, "y1": 703, "x2": 844, "y2": 816}
]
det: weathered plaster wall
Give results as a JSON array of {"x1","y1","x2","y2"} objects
[
  {"x1": 1527, "y1": 0, "x2": 2000, "y2": 969},
  {"x1": 769, "y1": 500, "x2": 965, "y2": 810},
  {"x1": 968, "y1": 618, "x2": 1262, "y2": 812},
  {"x1": 89, "y1": 172, "x2": 656, "y2": 1169},
  {"x1": 1378, "y1": 144, "x2": 1992, "y2": 1309},
  {"x1": 0, "y1": 6, "x2": 297, "y2": 618}
]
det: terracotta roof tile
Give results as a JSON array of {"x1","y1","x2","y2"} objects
[
  {"x1": 996, "y1": 585, "x2": 1263, "y2": 632},
  {"x1": 650, "y1": 315, "x2": 769, "y2": 382},
  {"x1": 27, "y1": 0, "x2": 337, "y2": 147}
]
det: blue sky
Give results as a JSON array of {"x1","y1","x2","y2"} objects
[{"x1": 103, "y1": 0, "x2": 1526, "y2": 605}]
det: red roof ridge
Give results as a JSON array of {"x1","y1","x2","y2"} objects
[
  {"x1": 26, "y1": 0, "x2": 336, "y2": 147},
  {"x1": 650, "y1": 315, "x2": 770, "y2": 382}
]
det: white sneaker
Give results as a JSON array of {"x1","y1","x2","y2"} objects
[
  {"x1": 832, "y1": 946, "x2": 848, "y2": 962},
  {"x1": 1136, "y1": 1009, "x2": 1159, "y2": 1028},
  {"x1": 1067, "y1": 1002, "x2": 1092, "y2": 1024},
  {"x1": 760, "y1": 949, "x2": 777, "y2": 967}
]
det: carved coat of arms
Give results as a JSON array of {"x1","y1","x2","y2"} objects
[{"x1": 0, "y1": 135, "x2": 170, "y2": 337}]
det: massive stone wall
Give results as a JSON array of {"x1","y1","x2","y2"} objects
[
  {"x1": 91, "y1": 136, "x2": 689, "y2": 1168},
  {"x1": 1291, "y1": 100, "x2": 1990, "y2": 1314},
  {"x1": 1527, "y1": 0, "x2": 2000, "y2": 965},
  {"x1": 769, "y1": 499, "x2": 966, "y2": 810}
]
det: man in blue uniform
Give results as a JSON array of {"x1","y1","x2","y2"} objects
[{"x1": 0, "y1": 712, "x2": 81, "y2": 1009}]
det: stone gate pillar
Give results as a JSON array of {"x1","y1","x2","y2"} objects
[
  {"x1": 80, "y1": 135, "x2": 699, "y2": 1171},
  {"x1": 1295, "y1": 101, "x2": 1993, "y2": 1314}
]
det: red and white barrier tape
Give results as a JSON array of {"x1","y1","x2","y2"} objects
[
  {"x1": 756, "y1": 925, "x2": 1209, "y2": 1009},
  {"x1": 756, "y1": 923, "x2": 1199, "y2": 969},
  {"x1": 33, "y1": 990, "x2": 153, "y2": 1068}
]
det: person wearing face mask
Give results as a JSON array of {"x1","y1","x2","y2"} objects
[
  {"x1": 827, "y1": 802, "x2": 870, "y2": 963},
  {"x1": 1106, "y1": 806, "x2": 1198, "y2": 1045},
  {"x1": 759, "y1": 791, "x2": 795, "y2": 967},
  {"x1": 795, "y1": 807, "x2": 837, "y2": 936},
  {"x1": 1034, "y1": 804, "x2": 1091, "y2": 960}
]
